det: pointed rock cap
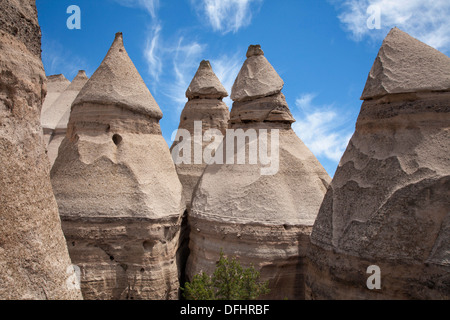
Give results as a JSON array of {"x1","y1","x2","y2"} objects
[
  {"x1": 47, "y1": 74, "x2": 70, "y2": 83},
  {"x1": 69, "y1": 70, "x2": 89, "y2": 90},
  {"x1": 73, "y1": 32, "x2": 163, "y2": 119},
  {"x1": 186, "y1": 60, "x2": 228, "y2": 99},
  {"x1": 41, "y1": 70, "x2": 89, "y2": 130},
  {"x1": 361, "y1": 27, "x2": 450, "y2": 100},
  {"x1": 231, "y1": 44, "x2": 284, "y2": 102}
]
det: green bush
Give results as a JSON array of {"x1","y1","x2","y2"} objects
[{"x1": 182, "y1": 251, "x2": 270, "y2": 300}]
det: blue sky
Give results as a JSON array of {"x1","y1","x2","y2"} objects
[{"x1": 36, "y1": 0, "x2": 450, "y2": 176}]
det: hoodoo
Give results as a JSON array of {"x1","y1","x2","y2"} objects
[
  {"x1": 187, "y1": 45, "x2": 331, "y2": 300},
  {"x1": 306, "y1": 28, "x2": 450, "y2": 300},
  {"x1": 171, "y1": 60, "x2": 230, "y2": 211},
  {"x1": 41, "y1": 70, "x2": 89, "y2": 165},
  {"x1": 0, "y1": 0, "x2": 82, "y2": 300},
  {"x1": 51, "y1": 32, "x2": 185, "y2": 300}
]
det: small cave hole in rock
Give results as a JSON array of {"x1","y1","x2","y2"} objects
[
  {"x1": 140, "y1": 268, "x2": 145, "y2": 273},
  {"x1": 106, "y1": 124, "x2": 111, "y2": 132},
  {"x1": 112, "y1": 134, "x2": 122, "y2": 146},
  {"x1": 110, "y1": 255, "x2": 114, "y2": 261}
]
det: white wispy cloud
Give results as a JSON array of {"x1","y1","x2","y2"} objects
[
  {"x1": 114, "y1": 0, "x2": 163, "y2": 80},
  {"x1": 292, "y1": 93, "x2": 352, "y2": 163},
  {"x1": 165, "y1": 38, "x2": 206, "y2": 108},
  {"x1": 191, "y1": 0, "x2": 262, "y2": 34},
  {"x1": 335, "y1": 0, "x2": 450, "y2": 52},
  {"x1": 113, "y1": 0, "x2": 159, "y2": 19},
  {"x1": 144, "y1": 23, "x2": 163, "y2": 81}
]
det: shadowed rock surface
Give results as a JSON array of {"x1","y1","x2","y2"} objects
[
  {"x1": 0, "y1": 0, "x2": 82, "y2": 300},
  {"x1": 51, "y1": 32, "x2": 185, "y2": 300},
  {"x1": 41, "y1": 70, "x2": 89, "y2": 165},
  {"x1": 187, "y1": 45, "x2": 331, "y2": 300},
  {"x1": 306, "y1": 28, "x2": 450, "y2": 300}
]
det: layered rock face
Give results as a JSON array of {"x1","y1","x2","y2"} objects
[
  {"x1": 41, "y1": 70, "x2": 89, "y2": 165},
  {"x1": 40, "y1": 74, "x2": 70, "y2": 119},
  {"x1": 187, "y1": 45, "x2": 331, "y2": 300},
  {"x1": 51, "y1": 33, "x2": 185, "y2": 300},
  {"x1": 0, "y1": 0, "x2": 82, "y2": 300},
  {"x1": 171, "y1": 60, "x2": 230, "y2": 210},
  {"x1": 306, "y1": 28, "x2": 450, "y2": 300}
]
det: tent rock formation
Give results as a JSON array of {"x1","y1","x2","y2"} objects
[
  {"x1": 41, "y1": 70, "x2": 89, "y2": 165},
  {"x1": 51, "y1": 32, "x2": 185, "y2": 300},
  {"x1": 187, "y1": 45, "x2": 331, "y2": 300},
  {"x1": 306, "y1": 28, "x2": 450, "y2": 300}
]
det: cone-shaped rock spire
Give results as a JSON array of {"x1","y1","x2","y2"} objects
[
  {"x1": 0, "y1": 0, "x2": 82, "y2": 300},
  {"x1": 306, "y1": 28, "x2": 450, "y2": 300},
  {"x1": 73, "y1": 32, "x2": 162, "y2": 119},
  {"x1": 185, "y1": 60, "x2": 228, "y2": 100},
  {"x1": 187, "y1": 45, "x2": 331, "y2": 300},
  {"x1": 231, "y1": 45, "x2": 284, "y2": 102},
  {"x1": 361, "y1": 27, "x2": 450, "y2": 100},
  {"x1": 51, "y1": 32, "x2": 185, "y2": 300},
  {"x1": 171, "y1": 60, "x2": 230, "y2": 210}
]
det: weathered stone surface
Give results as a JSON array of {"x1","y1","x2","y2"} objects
[
  {"x1": 230, "y1": 92, "x2": 295, "y2": 124},
  {"x1": 187, "y1": 45, "x2": 331, "y2": 300},
  {"x1": 172, "y1": 61, "x2": 230, "y2": 210},
  {"x1": 73, "y1": 32, "x2": 162, "y2": 120},
  {"x1": 185, "y1": 60, "x2": 228, "y2": 100},
  {"x1": 361, "y1": 27, "x2": 450, "y2": 100},
  {"x1": 41, "y1": 70, "x2": 89, "y2": 165},
  {"x1": 51, "y1": 33, "x2": 185, "y2": 300},
  {"x1": 231, "y1": 45, "x2": 284, "y2": 102},
  {"x1": 41, "y1": 74, "x2": 70, "y2": 116},
  {"x1": 171, "y1": 62, "x2": 230, "y2": 286},
  {"x1": 0, "y1": 0, "x2": 82, "y2": 300},
  {"x1": 306, "y1": 29, "x2": 450, "y2": 300}
]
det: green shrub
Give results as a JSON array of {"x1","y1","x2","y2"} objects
[{"x1": 182, "y1": 251, "x2": 270, "y2": 300}]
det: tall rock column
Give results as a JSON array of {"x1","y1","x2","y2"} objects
[
  {"x1": 171, "y1": 60, "x2": 230, "y2": 211},
  {"x1": 306, "y1": 28, "x2": 450, "y2": 300},
  {"x1": 51, "y1": 33, "x2": 185, "y2": 300},
  {"x1": 170, "y1": 60, "x2": 229, "y2": 286},
  {"x1": 187, "y1": 45, "x2": 331, "y2": 300},
  {"x1": 0, "y1": 0, "x2": 82, "y2": 300}
]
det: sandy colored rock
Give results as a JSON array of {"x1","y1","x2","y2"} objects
[
  {"x1": 306, "y1": 29, "x2": 450, "y2": 300},
  {"x1": 230, "y1": 45, "x2": 284, "y2": 102},
  {"x1": 187, "y1": 45, "x2": 331, "y2": 300},
  {"x1": 41, "y1": 74, "x2": 70, "y2": 116},
  {"x1": 185, "y1": 60, "x2": 228, "y2": 100},
  {"x1": 171, "y1": 61, "x2": 230, "y2": 285},
  {"x1": 73, "y1": 32, "x2": 162, "y2": 120},
  {"x1": 51, "y1": 32, "x2": 185, "y2": 300},
  {"x1": 0, "y1": 0, "x2": 82, "y2": 300},
  {"x1": 41, "y1": 70, "x2": 89, "y2": 165},
  {"x1": 361, "y1": 27, "x2": 450, "y2": 100},
  {"x1": 171, "y1": 61, "x2": 230, "y2": 210}
]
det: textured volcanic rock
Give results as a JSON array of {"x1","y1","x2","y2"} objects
[
  {"x1": 171, "y1": 60, "x2": 230, "y2": 210},
  {"x1": 41, "y1": 70, "x2": 88, "y2": 165},
  {"x1": 187, "y1": 45, "x2": 331, "y2": 300},
  {"x1": 51, "y1": 32, "x2": 185, "y2": 300},
  {"x1": 306, "y1": 28, "x2": 450, "y2": 300},
  {"x1": 0, "y1": 0, "x2": 82, "y2": 300},
  {"x1": 40, "y1": 74, "x2": 70, "y2": 119},
  {"x1": 171, "y1": 60, "x2": 229, "y2": 288}
]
